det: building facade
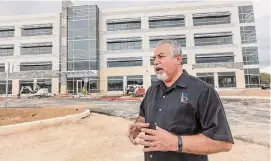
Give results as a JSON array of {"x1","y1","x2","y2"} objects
[
  {"x1": 0, "y1": 1, "x2": 260, "y2": 96},
  {"x1": 0, "y1": 14, "x2": 60, "y2": 95},
  {"x1": 97, "y1": 1, "x2": 260, "y2": 94}
]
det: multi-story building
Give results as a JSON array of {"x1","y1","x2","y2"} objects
[
  {"x1": 0, "y1": 14, "x2": 60, "y2": 95},
  {"x1": 0, "y1": 1, "x2": 260, "y2": 96}
]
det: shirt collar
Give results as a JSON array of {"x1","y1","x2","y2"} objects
[{"x1": 155, "y1": 69, "x2": 189, "y2": 88}]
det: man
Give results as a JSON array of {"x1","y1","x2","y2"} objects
[{"x1": 127, "y1": 39, "x2": 234, "y2": 161}]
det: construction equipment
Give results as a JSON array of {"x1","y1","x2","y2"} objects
[
  {"x1": 125, "y1": 84, "x2": 145, "y2": 97},
  {"x1": 17, "y1": 85, "x2": 51, "y2": 99}
]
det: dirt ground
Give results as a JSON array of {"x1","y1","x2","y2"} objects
[
  {"x1": 218, "y1": 89, "x2": 270, "y2": 97},
  {"x1": 0, "y1": 106, "x2": 84, "y2": 126},
  {"x1": 0, "y1": 113, "x2": 269, "y2": 161}
]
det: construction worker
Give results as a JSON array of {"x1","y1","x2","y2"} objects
[
  {"x1": 81, "y1": 87, "x2": 87, "y2": 96},
  {"x1": 127, "y1": 39, "x2": 234, "y2": 161}
]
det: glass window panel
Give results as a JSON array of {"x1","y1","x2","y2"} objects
[
  {"x1": 218, "y1": 75, "x2": 236, "y2": 88},
  {"x1": 107, "y1": 43, "x2": 114, "y2": 50},
  {"x1": 113, "y1": 42, "x2": 121, "y2": 50},
  {"x1": 121, "y1": 42, "x2": 128, "y2": 50},
  {"x1": 67, "y1": 62, "x2": 73, "y2": 70},
  {"x1": 73, "y1": 29, "x2": 89, "y2": 39},
  {"x1": 107, "y1": 24, "x2": 114, "y2": 31},
  {"x1": 74, "y1": 40, "x2": 89, "y2": 50},
  {"x1": 134, "y1": 41, "x2": 141, "y2": 49},
  {"x1": 74, "y1": 61, "x2": 89, "y2": 70},
  {"x1": 73, "y1": 49, "x2": 90, "y2": 61},
  {"x1": 127, "y1": 41, "x2": 135, "y2": 49},
  {"x1": 194, "y1": 35, "x2": 233, "y2": 46},
  {"x1": 90, "y1": 61, "x2": 97, "y2": 70},
  {"x1": 107, "y1": 60, "x2": 142, "y2": 67},
  {"x1": 107, "y1": 76, "x2": 123, "y2": 91},
  {"x1": 73, "y1": 20, "x2": 89, "y2": 29}
]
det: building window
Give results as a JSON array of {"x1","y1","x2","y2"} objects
[
  {"x1": 0, "y1": 80, "x2": 12, "y2": 94},
  {"x1": 195, "y1": 53, "x2": 234, "y2": 63},
  {"x1": 149, "y1": 17, "x2": 185, "y2": 29},
  {"x1": 37, "y1": 79, "x2": 52, "y2": 93},
  {"x1": 67, "y1": 5, "x2": 97, "y2": 20},
  {"x1": 0, "y1": 29, "x2": 14, "y2": 38},
  {"x1": 193, "y1": 12, "x2": 231, "y2": 26},
  {"x1": 0, "y1": 64, "x2": 5, "y2": 72},
  {"x1": 21, "y1": 45, "x2": 52, "y2": 55},
  {"x1": 67, "y1": 78, "x2": 76, "y2": 94},
  {"x1": 238, "y1": 5, "x2": 255, "y2": 23},
  {"x1": 21, "y1": 27, "x2": 53, "y2": 36},
  {"x1": 68, "y1": 61, "x2": 97, "y2": 71},
  {"x1": 240, "y1": 26, "x2": 257, "y2": 44},
  {"x1": 242, "y1": 47, "x2": 259, "y2": 65},
  {"x1": 19, "y1": 80, "x2": 34, "y2": 94},
  {"x1": 244, "y1": 68, "x2": 260, "y2": 88},
  {"x1": 151, "y1": 75, "x2": 158, "y2": 84},
  {"x1": 107, "y1": 21, "x2": 141, "y2": 31},
  {"x1": 107, "y1": 40, "x2": 142, "y2": 50},
  {"x1": 196, "y1": 73, "x2": 214, "y2": 86},
  {"x1": 150, "y1": 57, "x2": 154, "y2": 66},
  {"x1": 107, "y1": 76, "x2": 123, "y2": 91},
  {"x1": 150, "y1": 38, "x2": 186, "y2": 48},
  {"x1": 88, "y1": 77, "x2": 98, "y2": 93},
  {"x1": 127, "y1": 75, "x2": 143, "y2": 86},
  {"x1": 194, "y1": 32, "x2": 233, "y2": 46},
  {"x1": 20, "y1": 62, "x2": 52, "y2": 71},
  {"x1": 0, "y1": 46, "x2": 14, "y2": 56},
  {"x1": 182, "y1": 56, "x2": 187, "y2": 64},
  {"x1": 218, "y1": 72, "x2": 236, "y2": 88},
  {"x1": 107, "y1": 57, "x2": 142, "y2": 67},
  {"x1": 151, "y1": 55, "x2": 187, "y2": 65}
]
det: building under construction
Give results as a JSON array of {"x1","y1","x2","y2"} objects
[{"x1": 0, "y1": 1, "x2": 260, "y2": 96}]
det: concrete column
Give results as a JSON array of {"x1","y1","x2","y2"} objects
[
  {"x1": 123, "y1": 76, "x2": 127, "y2": 93},
  {"x1": 141, "y1": 16, "x2": 149, "y2": 50},
  {"x1": 231, "y1": 7, "x2": 240, "y2": 25},
  {"x1": 234, "y1": 47, "x2": 243, "y2": 63},
  {"x1": 12, "y1": 79, "x2": 19, "y2": 95},
  {"x1": 233, "y1": 27, "x2": 241, "y2": 45},
  {"x1": 214, "y1": 73, "x2": 219, "y2": 89},
  {"x1": 52, "y1": 78, "x2": 59, "y2": 94},
  {"x1": 141, "y1": 16, "x2": 149, "y2": 30},
  {"x1": 236, "y1": 70, "x2": 246, "y2": 89},
  {"x1": 99, "y1": 76, "x2": 107, "y2": 94},
  {"x1": 185, "y1": 13, "x2": 193, "y2": 27},
  {"x1": 143, "y1": 33, "x2": 149, "y2": 50},
  {"x1": 14, "y1": 26, "x2": 21, "y2": 37},
  {"x1": 189, "y1": 52, "x2": 196, "y2": 65},
  {"x1": 14, "y1": 43, "x2": 20, "y2": 56},
  {"x1": 144, "y1": 73, "x2": 151, "y2": 90},
  {"x1": 34, "y1": 79, "x2": 37, "y2": 91},
  {"x1": 187, "y1": 32, "x2": 194, "y2": 47}
]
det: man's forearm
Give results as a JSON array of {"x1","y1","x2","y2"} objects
[
  {"x1": 181, "y1": 134, "x2": 232, "y2": 155},
  {"x1": 135, "y1": 116, "x2": 145, "y2": 123}
]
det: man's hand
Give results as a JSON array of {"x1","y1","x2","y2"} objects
[
  {"x1": 127, "y1": 122, "x2": 150, "y2": 145},
  {"x1": 136, "y1": 126, "x2": 178, "y2": 152}
]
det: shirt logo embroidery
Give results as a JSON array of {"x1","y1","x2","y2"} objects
[{"x1": 180, "y1": 91, "x2": 188, "y2": 103}]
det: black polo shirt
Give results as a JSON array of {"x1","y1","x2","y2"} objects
[{"x1": 139, "y1": 70, "x2": 234, "y2": 161}]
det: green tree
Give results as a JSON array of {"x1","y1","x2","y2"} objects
[{"x1": 260, "y1": 73, "x2": 271, "y2": 87}]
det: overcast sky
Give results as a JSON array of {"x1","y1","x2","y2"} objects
[{"x1": 0, "y1": 0, "x2": 270, "y2": 73}]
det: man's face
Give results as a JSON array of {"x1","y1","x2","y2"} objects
[{"x1": 153, "y1": 43, "x2": 182, "y2": 81}]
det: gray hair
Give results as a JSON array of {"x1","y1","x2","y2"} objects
[{"x1": 155, "y1": 39, "x2": 182, "y2": 57}]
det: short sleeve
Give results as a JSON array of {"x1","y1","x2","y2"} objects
[{"x1": 198, "y1": 86, "x2": 234, "y2": 144}]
